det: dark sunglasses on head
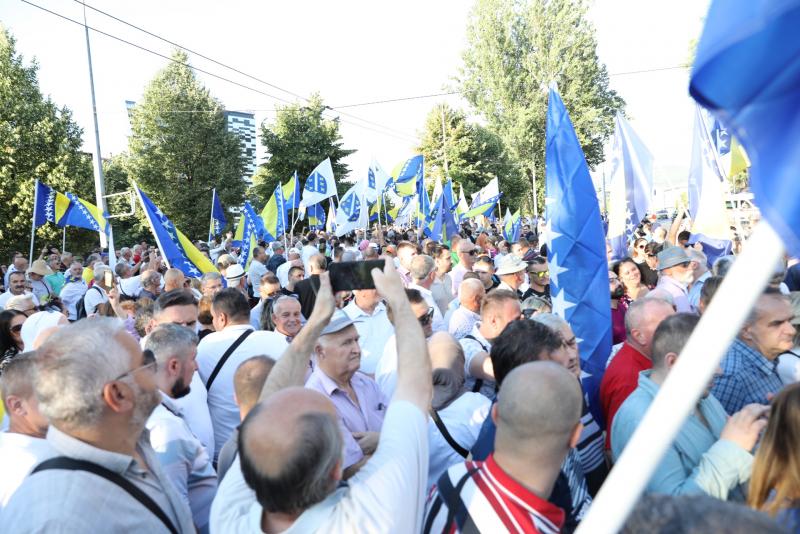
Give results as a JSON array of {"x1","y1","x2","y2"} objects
[{"x1": 418, "y1": 308, "x2": 435, "y2": 326}]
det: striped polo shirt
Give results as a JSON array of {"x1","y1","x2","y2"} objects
[{"x1": 423, "y1": 454, "x2": 564, "y2": 534}]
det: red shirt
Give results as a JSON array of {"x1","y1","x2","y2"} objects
[{"x1": 599, "y1": 342, "x2": 651, "y2": 448}]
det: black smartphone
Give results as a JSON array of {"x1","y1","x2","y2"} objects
[{"x1": 329, "y1": 260, "x2": 385, "y2": 292}]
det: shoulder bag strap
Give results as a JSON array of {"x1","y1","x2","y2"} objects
[
  {"x1": 32, "y1": 456, "x2": 179, "y2": 534},
  {"x1": 430, "y1": 408, "x2": 468, "y2": 458},
  {"x1": 205, "y1": 329, "x2": 254, "y2": 391},
  {"x1": 462, "y1": 335, "x2": 488, "y2": 392}
]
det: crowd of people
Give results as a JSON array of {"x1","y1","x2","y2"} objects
[{"x1": 0, "y1": 212, "x2": 799, "y2": 533}]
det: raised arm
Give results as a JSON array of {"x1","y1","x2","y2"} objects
[{"x1": 258, "y1": 272, "x2": 335, "y2": 401}]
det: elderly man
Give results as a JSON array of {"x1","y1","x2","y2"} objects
[
  {"x1": 197, "y1": 289, "x2": 289, "y2": 460},
  {"x1": 2, "y1": 319, "x2": 195, "y2": 532},
  {"x1": 210, "y1": 264, "x2": 432, "y2": 533},
  {"x1": 44, "y1": 253, "x2": 66, "y2": 296},
  {"x1": 425, "y1": 362, "x2": 583, "y2": 533},
  {"x1": 0, "y1": 352, "x2": 52, "y2": 509},
  {"x1": 249, "y1": 273, "x2": 282, "y2": 329},
  {"x1": 59, "y1": 262, "x2": 87, "y2": 320},
  {"x1": 460, "y1": 289, "x2": 522, "y2": 398},
  {"x1": 711, "y1": 288, "x2": 794, "y2": 414},
  {"x1": 224, "y1": 264, "x2": 248, "y2": 296},
  {"x1": 613, "y1": 314, "x2": 767, "y2": 499},
  {"x1": 162, "y1": 268, "x2": 185, "y2": 293},
  {"x1": 652, "y1": 246, "x2": 695, "y2": 313},
  {"x1": 265, "y1": 242, "x2": 286, "y2": 274},
  {"x1": 600, "y1": 297, "x2": 675, "y2": 446},
  {"x1": 451, "y1": 239, "x2": 477, "y2": 296},
  {"x1": 495, "y1": 255, "x2": 527, "y2": 299},
  {"x1": 343, "y1": 287, "x2": 394, "y2": 375},
  {"x1": 408, "y1": 255, "x2": 447, "y2": 333},
  {"x1": 268, "y1": 296, "x2": 303, "y2": 341},
  {"x1": 145, "y1": 324, "x2": 217, "y2": 533},
  {"x1": 4, "y1": 252, "x2": 28, "y2": 289},
  {"x1": 276, "y1": 248, "x2": 301, "y2": 288},
  {"x1": 84, "y1": 265, "x2": 112, "y2": 316},
  {"x1": 448, "y1": 278, "x2": 485, "y2": 340},
  {"x1": 305, "y1": 310, "x2": 388, "y2": 474},
  {"x1": 139, "y1": 269, "x2": 163, "y2": 301},
  {"x1": 687, "y1": 249, "x2": 711, "y2": 313},
  {"x1": 115, "y1": 261, "x2": 142, "y2": 300},
  {"x1": 395, "y1": 241, "x2": 418, "y2": 287},
  {"x1": 0, "y1": 272, "x2": 39, "y2": 310},
  {"x1": 200, "y1": 272, "x2": 223, "y2": 298},
  {"x1": 431, "y1": 244, "x2": 454, "y2": 315}
]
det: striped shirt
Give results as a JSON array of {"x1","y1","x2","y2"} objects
[
  {"x1": 423, "y1": 454, "x2": 564, "y2": 534},
  {"x1": 577, "y1": 389, "x2": 608, "y2": 496}
]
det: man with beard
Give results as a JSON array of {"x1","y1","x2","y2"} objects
[
  {"x1": 612, "y1": 314, "x2": 767, "y2": 500},
  {"x1": 652, "y1": 246, "x2": 695, "y2": 313},
  {"x1": 2, "y1": 318, "x2": 195, "y2": 532},
  {"x1": 145, "y1": 324, "x2": 217, "y2": 533}
]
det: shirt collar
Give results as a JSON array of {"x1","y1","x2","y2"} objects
[
  {"x1": 459, "y1": 306, "x2": 481, "y2": 320},
  {"x1": 345, "y1": 300, "x2": 386, "y2": 319},
  {"x1": 733, "y1": 338, "x2": 778, "y2": 375},
  {"x1": 159, "y1": 391, "x2": 183, "y2": 417},
  {"x1": 312, "y1": 366, "x2": 346, "y2": 396},
  {"x1": 408, "y1": 283, "x2": 432, "y2": 297},
  {"x1": 47, "y1": 425, "x2": 136, "y2": 475}
]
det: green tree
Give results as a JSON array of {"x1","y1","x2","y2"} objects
[
  {"x1": 253, "y1": 94, "x2": 354, "y2": 205},
  {"x1": 127, "y1": 50, "x2": 246, "y2": 239},
  {"x1": 417, "y1": 104, "x2": 527, "y2": 211},
  {"x1": 459, "y1": 0, "x2": 624, "y2": 213},
  {"x1": 0, "y1": 27, "x2": 103, "y2": 259}
]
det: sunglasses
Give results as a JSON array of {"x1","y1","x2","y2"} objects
[
  {"x1": 531, "y1": 270, "x2": 550, "y2": 278},
  {"x1": 418, "y1": 308, "x2": 435, "y2": 326},
  {"x1": 114, "y1": 349, "x2": 157, "y2": 381}
]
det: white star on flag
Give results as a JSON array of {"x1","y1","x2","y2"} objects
[
  {"x1": 551, "y1": 288, "x2": 576, "y2": 319},
  {"x1": 547, "y1": 252, "x2": 569, "y2": 287},
  {"x1": 545, "y1": 217, "x2": 563, "y2": 247}
]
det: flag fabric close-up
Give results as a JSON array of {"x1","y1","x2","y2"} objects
[
  {"x1": 209, "y1": 188, "x2": 227, "y2": 241},
  {"x1": 33, "y1": 180, "x2": 109, "y2": 234},
  {"x1": 392, "y1": 154, "x2": 424, "y2": 197}
]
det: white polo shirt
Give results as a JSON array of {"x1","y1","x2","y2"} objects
[
  {"x1": 343, "y1": 300, "x2": 395, "y2": 375},
  {"x1": 196, "y1": 325, "x2": 289, "y2": 460},
  {"x1": 407, "y1": 283, "x2": 446, "y2": 333}
]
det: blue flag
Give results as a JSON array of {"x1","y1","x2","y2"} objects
[
  {"x1": 134, "y1": 186, "x2": 217, "y2": 277},
  {"x1": 209, "y1": 188, "x2": 227, "y2": 242},
  {"x1": 282, "y1": 171, "x2": 302, "y2": 212},
  {"x1": 34, "y1": 180, "x2": 109, "y2": 234},
  {"x1": 690, "y1": 0, "x2": 800, "y2": 255},
  {"x1": 242, "y1": 201, "x2": 269, "y2": 242},
  {"x1": 606, "y1": 114, "x2": 653, "y2": 260},
  {"x1": 307, "y1": 202, "x2": 326, "y2": 230},
  {"x1": 429, "y1": 187, "x2": 459, "y2": 242},
  {"x1": 502, "y1": 209, "x2": 521, "y2": 242},
  {"x1": 545, "y1": 87, "x2": 612, "y2": 427},
  {"x1": 392, "y1": 155, "x2": 424, "y2": 197},
  {"x1": 442, "y1": 179, "x2": 457, "y2": 213}
]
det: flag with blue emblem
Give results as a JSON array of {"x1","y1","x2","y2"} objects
[
  {"x1": 417, "y1": 179, "x2": 431, "y2": 224},
  {"x1": 134, "y1": 186, "x2": 217, "y2": 277},
  {"x1": 392, "y1": 155, "x2": 424, "y2": 197},
  {"x1": 260, "y1": 184, "x2": 285, "y2": 241},
  {"x1": 233, "y1": 202, "x2": 263, "y2": 269},
  {"x1": 33, "y1": 180, "x2": 109, "y2": 234},
  {"x1": 687, "y1": 105, "x2": 733, "y2": 264},
  {"x1": 545, "y1": 87, "x2": 611, "y2": 426},
  {"x1": 463, "y1": 178, "x2": 501, "y2": 219},
  {"x1": 208, "y1": 188, "x2": 227, "y2": 242},
  {"x1": 301, "y1": 157, "x2": 337, "y2": 209},
  {"x1": 690, "y1": 0, "x2": 800, "y2": 255},
  {"x1": 282, "y1": 171, "x2": 302, "y2": 212},
  {"x1": 307, "y1": 202, "x2": 326, "y2": 230},
  {"x1": 503, "y1": 208, "x2": 521, "y2": 242},
  {"x1": 606, "y1": 114, "x2": 654, "y2": 260},
  {"x1": 335, "y1": 184, "x2": 368, "y2": 237}
]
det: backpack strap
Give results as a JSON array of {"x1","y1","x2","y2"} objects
[
  {"x1": 462, "y1": 335, "x2": 489, "y2": 393},
  {"x1": 31, "y1": 456, "x2": 178, "y2": 534},
  {"x1": 205, "y1": 329, "x2": 254, "y2": 390},
  {"x1": 430, "y1": 408, "x2": 468, "y2": 458}
]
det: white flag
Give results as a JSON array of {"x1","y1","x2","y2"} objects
[
  {"x1": 335, "y1": 185, "x2": 368, "y2": 237},
  {"x1": 300, "y1": 157, "x2": 337, "y2": 208}
]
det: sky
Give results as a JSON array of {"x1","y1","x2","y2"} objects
[{"x1": 2, "y1": 0, "x2": 709, "y2": 208}]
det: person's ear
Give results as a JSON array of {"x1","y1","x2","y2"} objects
[
  {"x1": 103, "y1": 381, "x2": 134, "y2": 414},
  {"x1": 5, "y1": 394, "x2": 25, "y2": 417},
  {"x1": 490, "y1": 402, "x2": 499, "y2": 424}
]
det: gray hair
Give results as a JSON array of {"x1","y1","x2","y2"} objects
[
  {"x1": 410, "y1": 255, "x2": 435, "y2": 281},
  {"x1": 34, "y1": 318, "x2": 130, "y2": 429},
  {"x1": 200, "y1": 271, "x2": 222, "y2": 287},
  {"x1": 624, "y1": 297, "x2": 674, "y2": 337},
  {"x1": 272, "y1": 295, "x2": 300, "y2": 316},
  {"x1": 341, "y1": 250, "x2": 358, "y2": 262},
  {"x1": 142, "y1": 270, "x2": 162, "y2": 289},
  {"x1": 530, "y1": 312, "x2": 568, "y2": 333},
  {"x1": 712, "y1": 255, "x2": 735, "y2": 277},
  {"x1": 144, "y1": 323, "x2": 198, "y2": 365},
  {"x1": 0, "y1": 351, "x2": 38, "y2": 406},
  {"x1": 687, "y1": 248, "x2": 707, "y2": 267},
  {"x1": 115, "y1": 262, "x2": 131, "y2": 277},
  {"x1": 93, "y1": 265, "x2": 110, "y2": 282}
]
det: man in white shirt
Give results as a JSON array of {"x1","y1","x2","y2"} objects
[
  {"x1": 495, "y1": 254, "x2": 527, "y2": 299},
  {"x1": 0, "y1": 272, "x2": 39, "y2": 310},
  {"x1": 84, "y1": 266, "x2": 111, "y2": 316},
  {"x1": 145, "y1": 324, "x2": 218, "y2": 534},
  {"x1": 431, "y1": 244, "x2": 454, "y2": 315},
  {"x1": 247, "y1": 247, "x2": 268, "y2": 296},
  {"x1": 197, "y1": 288, "x2": 290, "y2": 461},
  {"x1": 0, "y1": 352, "x2": 54, "y2": 509},
  {"x1": 115, "y1": 262, "x2": 143, "y2": 300},
  {"x1": 448, "y1": 278, "x2": 485, "y2": 340},
  {"x1": 343, "y1": 288, "x2": 394, "y2": 374},
  {"x1": 301, "y1": 232, "x2": 320, "y2": 271},
  {"x1": 408, "y1": 255, "x2": 447, "y2": 333},
  {"x1": 277, "y1": 249, "x2": 302, "y2": 288},
  {"x1": 3, "y1": 252, "x2": 27, "y2": 290},
  {"x1": 451, "y1": 239, "x2": 477, "y2": 297},
  {"x1": 200, "y1": 272, "x2": 224, "y2": 299},
  {"x1": 59, "y1": 262, "x2": 87, "y2": 320},
  {"x1": 209, "y1": 264, "x2": 431, "y2": 534}
]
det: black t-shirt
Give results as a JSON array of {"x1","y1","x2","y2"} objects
[{"x1": 522, "y1": 285, "x2": 550, "y2": 301}]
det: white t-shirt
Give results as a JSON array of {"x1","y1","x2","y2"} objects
[
  {"x1": 777, "y1": 351, "x2": 800, "y2": 385},
  {"x1": 118, "y1": 276, "x2": 143, "y2": 299},
  {"x1": 60, "y1": 282, "x2": 87, "y2": 320},
  {"x1": 276, "y1": 261, "x2": 293, "y2": 288},
  {"x1": 196, "y1": 325, "x2": 289, "y2": 460},
  {"x1": 343, "y1": 301, "x2": 395, "y2": 375},
  {"x1": 301, "y1": 244, "x2": 319, "y2": 271},
  {"x1": 0, "y1": 432, "x2": 56, "y2": 509},
  {"x1": 83, "y1": 285, "x2": 108, "y2": 316},
  {"x1": 209, "y1": 400, "x2": 429, "y2": 534},
  {"x1": 427, "y1": 392, "x2": 491, "y2": 491}
]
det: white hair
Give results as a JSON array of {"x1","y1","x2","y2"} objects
[
  {"x1": 34, "y1": 318, "x2": 130, "y2": 429},
  {"x1": 145, "y1": 323, "x2": 198, "y2": 366}
]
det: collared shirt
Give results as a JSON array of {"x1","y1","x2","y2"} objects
[
  {"x1": 249, "y1": 299, "x2": 266, "y2": 330},
  {"x1": 44, "y1": 272, "x2": 66, "y2": 297},
  {"x1": 688, "y1": 270, "x2": 711, "y2": 313},
  {"x1": 599, "y1": 342, "x2": 651, "y2": 448},
  {"x1": 343, "y1": 300, "x2": 395, "y2": 374},
  {"x1": 448, "y1": 306, "x2": 481, "y2": 340},
  {"x1": 2, "y1": 426, "x2": 195, "y2": 533},
  {"x1": 30, "y1": 278, "x2": 54, "y2": 303},
  {"x1": 459, "y1": 325, "x2": 495, "y2": 398},
  {"x1": 210, "y1": 400, "x2": 429, "y2": 534},
  {"x1": 59, "y1": 281, "x2": 87, "y2": 320},
  {"x1": 0, "y1": 432, "x2": 55, "y2": 509},
  {"x1": 496, "y1": 280, "x2": 523, "y2": 299},
  {"x1": 711, "y1": 338, "x2": 784, "y2": 414},
  {"x1": 147, "y1": 392, "x2": 218, "y2": 533},
  {"x1": 305, "y1": 367, "x2": 388, "y2": 467},
  {"x1": 247, "y1": 259, "x2": 267, "y2": 294},
  {"x1": 430, "y1": 273, "x2": 454, "y2": 315},
  {"x1": 612, "y1": 371, "x2": 752, "y2": 499},
  {"x1": 424, "y1": 454, "x2": 565, "y2": 534},
  {"x1": 408, "y1": 283, "x2": 446, "y2": 333},
  {"x1": 196, "y1": 324, "x2": 289, "y2": 460},
  {"x1": 655, "y1": 275, "x2": 692, "y2": 313}
]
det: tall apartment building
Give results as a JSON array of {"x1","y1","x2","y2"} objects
[{"x1": 224, "y1": 110, "x2": 257, "y2": 184}]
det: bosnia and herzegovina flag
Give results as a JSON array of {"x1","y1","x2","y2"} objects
[
  {"x1": 282, "y1": 171, "x2": 301, "y2": 213},
  {"x1": 33, "y1": 180, "x2": 109, "y2": 234},
  {"x1": 134, "y1": 185, "x2": 217, "y2": 277},
  {"x1": 392, "y1": 155, "x2": 424, "y2": 197},
  {"x1": 260, "y1": 184, "x2": 285, "y2": 241},
  {"x1": 503, "y1": 208, "x2": 521, "y2": 243}
]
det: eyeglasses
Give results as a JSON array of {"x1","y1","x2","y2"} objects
[
  {"x1": 418, "y1": 308, "x2": 435, "y2": 326},
  {"x1": 114, "y1": 349, "x2": 157, "y2": 381},
  {"x1": 531, "y1": 270, "x2": 550, "y2": 278}
]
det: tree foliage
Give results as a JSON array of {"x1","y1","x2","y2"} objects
[
  {"x1": 0, "y1": 26, "x2": 102, "y2": 259},
  {"x1": 253, "y1": 94, "x2": 354, "y2": 205},
  {"x1": 417, "y1": 104, "x2": 527, "y2": 211},
  {"x1": 459, "y1": 0, "x2": 624, "y2": 212},
  {"x1": 127, "y1": 50, "x2": 246, "y2": 239}
]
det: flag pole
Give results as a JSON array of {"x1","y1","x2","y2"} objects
[
  {"x1": 62, "y1": 227, "x2": 66, "y2": 254},
  {"x1": 576, "y1": 220, "x2": 784, "y2": 534},
  {"x1": 208, "y1": 188, "x2": 216, "y2": 244},
  {"x1": 29, "y1": 179, "x2": 39, "y2": 264}
]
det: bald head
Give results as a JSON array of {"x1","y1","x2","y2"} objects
[
  {"x1": 238, "y1": 387, "x2": 342, "y2": 514},
  {"x1": 495, "y1": 362, "x2": 582, "y2": 456},
  {"x1": 428, "y1": 332, "x2": 465, "y2": 376},
  {"x1": 459, "y1": 278, "x2": 485, "y2": 313},
  {"x1": 233, "y1": 356, "x2": 276, "y2": 418}
]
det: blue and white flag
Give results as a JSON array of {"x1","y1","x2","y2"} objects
[
  {"x1": 335, "y1": 185, "x2": 368, "y2": 237},
  {"x1": 545, "y1": 87, "x2": 612, "y2": 426},
  {"x1": 690, "y1": 0, "x2": 800, "y2": 256},
  {"x1": 503, "y1": 208, "x2": 522, "y2": 243},
  {"x1": 301, "y1": 157, "x2": 337, "y2": 209},
  {"x1": 428, "y1": 188, "x2": 459, "y2": 242},
  {"x1": 235, "y1": 201, "x2": 263, "y2": 269},
  {"x1": 606, "y1": 114, "x2": 654, "y2": 260},
  {"x1": 209, "y1": 188, "x2": 227, "y2": 242},
  {"x1": 442, "y1": 179, "x2": 457, "y2": 213},
  {"x1": 687, "y1": 105, "x2": 733, "y2": 264},
  {"x1": 464, "y1": 178, "x2": 501, "y2": 219},
  {"x1": 392, "y1": 155, "x2": 424, "y2": 197}
]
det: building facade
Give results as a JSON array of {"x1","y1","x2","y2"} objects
[{"x1": 224, "y1": 111, "x2": 257, "y2": 184}]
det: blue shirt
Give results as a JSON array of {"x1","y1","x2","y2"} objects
[
  {"x1": 688, "y1": 271, "x2": 711, "y2": 313},
  {"x1": 612, "y1": 370, "x2": 753, "y2": 499},
  {"x1": 711, "y1": 339, "x2": 784, "y2": 414}
]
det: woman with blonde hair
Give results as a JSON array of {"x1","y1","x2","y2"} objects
[{"x1": 748, "y1": 383, "x2": 800, "y2": 531}]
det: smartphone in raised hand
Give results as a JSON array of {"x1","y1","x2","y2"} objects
[{"x1": 328, "y1": 260, "x2": 385, "y2": 292}]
